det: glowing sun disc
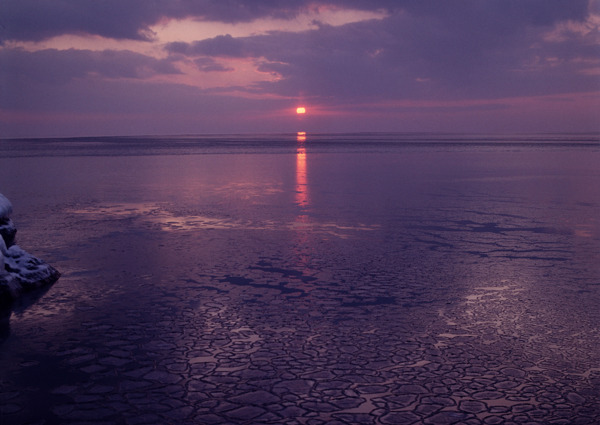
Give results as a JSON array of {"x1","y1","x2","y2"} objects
[{"x1": 296, "y1": 107, "x2": 306, "y2": 114}]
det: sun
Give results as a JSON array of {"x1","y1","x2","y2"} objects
[{"x1": 296, "y1": 107, "x2": 306, "y2": 114}]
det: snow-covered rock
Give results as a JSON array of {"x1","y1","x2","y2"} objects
[
  {"x1": 0, "y1": 193, "x2": 12, "y2": 218},
  {"x1": 0, "y1": 193, "x2": 16, "y2": 247},
  {"x1": 0, "y1": 193, "x2": 60, "y2": 307}
]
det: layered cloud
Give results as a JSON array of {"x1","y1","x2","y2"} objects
[
  {"x1": 0, "y1": 0, "x2": 388, "y2": 43},
  {"x1": 166, "y1": 2, "x2": 599, "y2": 100},
  {"x1": 1, "y1": 0, "x2": 589, "y2": 43},
  {"x1": 0, "y1": 0, "x2": 598, "y2": 136},
  {"x1": 1, "y1": 48, "x2": 180, "y2": 84}
]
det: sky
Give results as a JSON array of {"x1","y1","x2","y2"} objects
[{"x1": 1, "y1": 0, "x2": 599, "y2": 137}]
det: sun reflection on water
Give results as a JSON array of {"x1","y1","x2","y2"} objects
[{"x1": 295, "y1": 134, "x2": 308, "y2": 208}]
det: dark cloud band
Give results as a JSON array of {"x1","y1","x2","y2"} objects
[{"x1": 0, "y1": 0, "x2": 590, "y2": 43}]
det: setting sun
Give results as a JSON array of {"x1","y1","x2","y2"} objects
[{"x1": 296, "y1": 107, "x2": 306, "y2": 114}]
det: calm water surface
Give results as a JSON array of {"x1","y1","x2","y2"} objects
[{"x1": 1, "y1": 133, "x2": 599, "y2": 424}]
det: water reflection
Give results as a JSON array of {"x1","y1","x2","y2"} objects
[
  {"x1": 295, "y1": 132, "x2": 309, "y2": 209},
  {"x1": 294, "y1": 132, "x2": 313, "y2": 272},
  {"x1": 0, "y1": 284, "x2": 54, "y2": 343}
]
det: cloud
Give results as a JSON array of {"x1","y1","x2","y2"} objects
[
  {"x1": 168, "y1": 34, "x2": 248, "y2": 58},
  {"x1": 3, "y1": 1, "x2": 589, "y2": 43},
  {"x1": 0, "y1": 75, "x2": 298, "y2": 137},
  {"x1": 0, "y1": 0, "x2": 159, "y2": 43},
  {"x1": 0, "y1": 0, "x2": 322, "y2": 43},
  {"x1": 398, "y1": 0, "x2": 589, "y2": 27},
  {"x1": 164, "y1": 2, "x2": 598, "y2": 102},
  {"x1": 0, "y1": 0, "x2": 598, "y2": 136},
  {"x1": 0, "y1": 48, "x2": 180, "y2": 85},
  {"x1": 194, "y1": 57, "x2": 234, "y2": 72}
]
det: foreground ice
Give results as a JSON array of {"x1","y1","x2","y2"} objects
[{"x1": 0, "y1": 193, "x2": 60, "y2": 306}]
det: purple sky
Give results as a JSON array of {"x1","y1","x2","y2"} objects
[{"x1": 1, "y1": 0, "x2": 599, "y2": 137}]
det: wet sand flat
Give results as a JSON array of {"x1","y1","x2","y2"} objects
[{"x1": 1, "y1": 134, "x2": 599, "y2": 424}]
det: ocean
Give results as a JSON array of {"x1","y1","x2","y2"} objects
[{"x1": 1, "y1": 132, "x2": 599, "y2": 424}]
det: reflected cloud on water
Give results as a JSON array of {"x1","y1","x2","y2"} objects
[{"x1": 70, "y1": 202, "x2": 377, "y2": 239}]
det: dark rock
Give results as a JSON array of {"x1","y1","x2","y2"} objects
[{"x1": 0, "y1": 218, "x2": 16, "y2": 248}]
